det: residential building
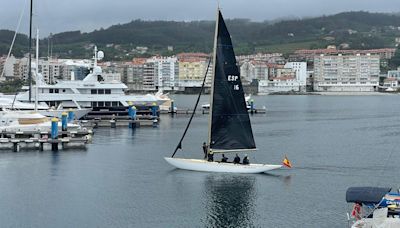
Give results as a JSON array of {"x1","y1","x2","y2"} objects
[
  {"x1": 284, "y1": 62, "x2": 307, "y2": 90},
  {"x1": 240, "y1": 61, "x2": 269, "y2": 83},
  {"x1": 292, "y1": 48, "x2": 395, "y2": 62},
  {"x1": 258, "y1": 77, "x2": 300, "y2": 94},
  {"x1": 0, "y1": 55, "x2": 17, "y2": 81},
  {"x1": 142, "y1": 62, "x2": 156, "y2": 91},
  {"x1": 147, "y1": 56, "x2": 178, "y2": 91},
  {"x1": 313, "y1": 54, "x2": 380, "y2": 92}
]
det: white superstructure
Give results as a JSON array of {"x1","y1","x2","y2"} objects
[{"x1": 15, "y1": 47, "x2": 161, "y2": 113}]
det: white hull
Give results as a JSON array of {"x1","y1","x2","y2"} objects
[
  {"x1": 164, "y1": 157, "x2": 282, "y2": 173},
  {"x1": 38, "y1": 109, "x2": 91, "y2": 120}
]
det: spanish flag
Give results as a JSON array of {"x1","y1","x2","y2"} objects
[{"x1": 282, "y1": 156, "x2": 292, "y2": 168}]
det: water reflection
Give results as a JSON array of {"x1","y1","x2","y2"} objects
[{"x1": 202, "y1": 175, "x2": 256, "y2": 228}]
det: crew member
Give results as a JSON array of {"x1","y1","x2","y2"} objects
[
  {"x1": 233, "y1": 154, "x2": 240, "y2": 164},
  {"x1": 243, "y1": 154, "x2": 250, "y2": 165},
  {"x1": 221, "y1": 154, "x2": 228, "y2": 163},
  {"x1": 207, "y1": 150, "x2": 214, "y2": 162},
  {"x1": 202, "y1": 142, "x2": 208, "y2": 159}
]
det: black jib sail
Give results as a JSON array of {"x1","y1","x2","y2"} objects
[{"x1": 208, "y1": 10, "x2": 256, "y2": 151}]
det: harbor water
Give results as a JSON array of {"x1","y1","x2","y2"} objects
[{"x1": 1, "y1": 95, "x2": 400, "y2": 227}]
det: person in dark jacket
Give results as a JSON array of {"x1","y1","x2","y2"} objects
[
  {"x1": 243, "y1": 154, "x2": 250, "y2": 165},
  {"x1": 202, "y1": 142, "x2": 208, "y2": 159},
  {"x1": 207, "y1": 150, "x2": 214, "y2": 162},
  {"x1": 221, "y1": 154, "x2": 228, "y2": 163},
  {"x1": 233, "y1": 154, "x2": 240, "y2": 164}
]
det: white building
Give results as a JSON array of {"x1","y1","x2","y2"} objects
[
  {"x1": 284, "y1": 62, "x2": 307, "y2": 88},
  {"x1": 240, "y1": 61, "x2": 268, "y2": 83},
  {"x1": 313, "y1": 54, "x2": 380, "y2": 92},
  {"x1": 147, "y1": 56, "x2": 178, "y2": 91},
  {"x1": 0, "y1": 55, "x2": 17, "y2": 81},
  {"x1": 387, "y1": 67, "x2": 400, "y2": 79},
  {"x1": 258, "y1": 78, "x2": 300, "y2": 94}
]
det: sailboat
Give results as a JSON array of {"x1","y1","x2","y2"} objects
[{"x1": 164, "y1": 9, "x2": 283, "y2": 173}]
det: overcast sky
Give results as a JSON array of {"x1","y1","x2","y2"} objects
[{"x1": 1, "y1": 0, "x2": 400, "y2": 37}]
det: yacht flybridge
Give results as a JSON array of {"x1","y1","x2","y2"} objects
[{"x1": 15, "y1": 47, "x2": 161, "y2": 116}]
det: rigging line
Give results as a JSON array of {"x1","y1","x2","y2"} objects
[
  {"x1": 171, "y1": 58, "x2": 212, "y2": 158},
  {"x1": 0, "y1": 0, "x2": 28, "y2": 79}
]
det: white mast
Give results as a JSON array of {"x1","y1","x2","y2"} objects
[
  {"x1": 34, "y1": 28, "x2": 39, "y2": 111},
  {"x1": 93, "y1": 46, "x2": 98, "y2": 68},
  {"x1": 207, "y1": 8, "x2": 220, "y2": 148}
]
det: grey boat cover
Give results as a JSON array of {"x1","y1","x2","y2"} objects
[{"x1": 346, "y1": 187, "x2": 391, "y2": 204}]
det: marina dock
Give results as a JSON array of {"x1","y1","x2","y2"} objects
[
  {"x1": 160, "y1": 108, "x2": 267, "y2": 115},
  {"x1": 0, "y1": 129, "x2": 92, "y2": 152}
]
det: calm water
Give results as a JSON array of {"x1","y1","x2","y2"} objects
[{"x1": 1, "y1": 95, "x2": 400, "y2": 227}]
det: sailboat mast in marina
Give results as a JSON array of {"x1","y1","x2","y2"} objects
[{"x1": 165, "y1": 8, "x2": 283, "y2": 173}]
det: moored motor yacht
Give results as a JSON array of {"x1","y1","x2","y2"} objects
[
  {"x1": 0, "y1": 110, "x2": 81, "y2": 132},
  {"x1": 15, "y1": 47, "x2": 162, "y2": 117}
]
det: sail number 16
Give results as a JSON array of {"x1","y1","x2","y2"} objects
[{"x1": 228, "y1": 75, "x2": 240, "y2": 90}]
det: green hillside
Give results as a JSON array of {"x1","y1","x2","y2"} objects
[{"x1": 1, "y1": 11, "x2": 400, "y2": 60}]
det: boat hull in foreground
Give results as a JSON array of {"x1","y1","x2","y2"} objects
[{"x1": 165, "y1": 157, "x2": 282, "y2": 173}]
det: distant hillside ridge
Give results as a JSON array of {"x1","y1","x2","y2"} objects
[{"x1": 1, "y1": 11, "x2": 400, "y2": 60}]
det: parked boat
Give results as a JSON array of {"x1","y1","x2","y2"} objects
[
  {"x1": 0, "y1": 96, "x2": 90, "y2": 120},
  {"x1": 164, "y1": 9, "x2": 284, "y2": 173},
  {"x1": 14, "y1": 47, "x2": 162, "y2": 117},
  {"x1": 153, "y1": 89, "x2": 176, "y2": 112},
  {"x1": 202, "y1": 94, "x2": 251, "y2": 110},
  {"x1": 0, "y1": 110, "x2": 81, "y2": 132},
  {"x1": 346, "y1": 187, "x2": 400, "y2": 227}
]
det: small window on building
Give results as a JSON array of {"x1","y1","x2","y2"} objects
[
  {"x1": 105, "y1": 102, "x2": 111, "y2": 107},
  {"x1": 91, "y1": 89, "x2": 97, "y2": 94},
  {"x1": 63, "y1": 89, "x2": 66, "y2": 93},
  {"x1": 55, "y1": 89, "x2": 59, "y2": 93},
  {"x1": 49, "y1": 89, "x2": 54, "y2": 93},
  {"x1": 98, "y1": 89, "x2": 104, "y2": 94},
  {"x1": 92, "y1": 102, "x2": 97, "y2": 107},
  {"x1": 112, "y1": 102, "x2": 118, "y2": 107},
  {"x1": 98, "y1": 102, "x2": 104, "y2": 107},
  {"x1": 105, "y1": 89, "x2": 111, "y2": 94}
]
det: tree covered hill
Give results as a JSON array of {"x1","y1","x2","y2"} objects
[{"x1": 1, "y1": 11, "x2": 400, "y2": 60}]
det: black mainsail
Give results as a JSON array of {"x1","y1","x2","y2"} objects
[{"x1": 208, "y1": 10, "x2": 256, "y2": 152}]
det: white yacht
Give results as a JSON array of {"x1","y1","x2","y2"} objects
[
  {"x1": 0, "y1": 110, "x2": 81, "y2": 132},
  {"x1": 0, "y1": 96, "x2": 90, "y2": 120},
  {"x1": 15, "y1": 47, "x2": 161, "y2": 117},
  {"x1": 153, "y1": 89, "x2": 176, "y2": 112}
]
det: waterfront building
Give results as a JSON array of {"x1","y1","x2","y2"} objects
[
  {"x1": 292, "y1": 48, "x2": 395, "y2": 62},
  {"x1": 142, "y1": 62, "x2": 156, "y2": 91},
  {"x1": 257, "y1": 63, "x2": 307, "y2": 93},
  {"x1": 0, "y1": 55, "x2": 17, "y2": 81},
  {"x1": 240, "y1": 61, "x2": 269, "y2": 83},
  {"x1": 284, "y1": 62, "x2": 307, "y2": 91},
  {"x1": 313, "y1": 54, "x2": 380, "y2": 92},
  {"x1": 383, "y1": 77, "x2": 398, "y2": 89},
  {"x1": 146, "y1": 56, "x2": 178, "y2": 91},
  {"x1": 258, "y1": 77, "x2": 300, "y2": 94},
  {"x1": 387, "y1": 67, "x2": 400, "y2": 79},
  {"x1": 120, "y1": 58, "x2": 147, "y2": 92},
  {"x1": 237, "y1": 53, "x2": 285, "y2": 64},
  {"x1": 178, "y1": 57, "x2": 212, "y2": 89}
]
